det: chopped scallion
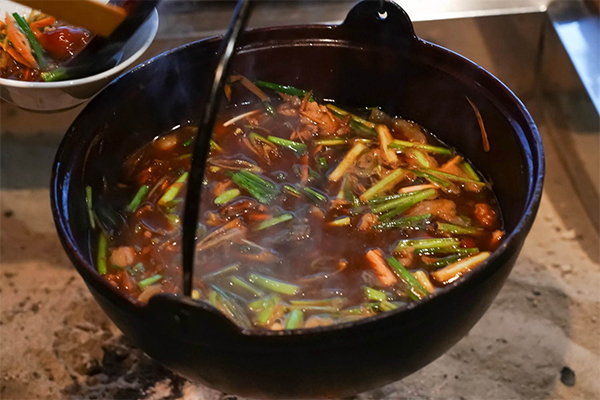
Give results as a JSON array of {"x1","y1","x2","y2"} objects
[
  {"x1": 85, "y1": 186, "x2": 95, "y2": 229},
  {"x1": 248, "y1": 273, "x2": 300, "y2": 295},
  {"x1": 158, "y1": 172, "x2": 188, "y2": 205},
  {"x1": 138, "y1": 274, "x2": 162, "y2": 290},
  {"x1": 389, "y1": 140, "x2": 453, "y2": 155},
  {"x1": 267, "y1": 136, "x2": 307, "y2": 155},
  {"x1": 437, "y1": 222, "x2": 483, "y2": 235},
  {"x1": 285, "y1": 309, "x2": 304, "y2": 329},
  {"x1": 97, "y1": 232, "x2": 108, "y2": 275},
  {"x1": 394, "y1": 237, "x2": 460, "y2": 253},
  {"x1": 128, "y1": 185, "x2": 150, "y2": 212},
  {"x1": 256, "y1": 213, "x2": 293, "y2": 230},
  {"x1": 386, "y1": 257, "x2": 429, "y2": 299},
  {"x1": 373, "y1": 213, "x2": 432, "y2": 230},
  {"x1": 214, "y1": 189, "x2": 240, "y2": 205},
  {"x1": 371, "y1": 188, "x2": 437, "y2": 214},
  {"x1": 364, "y1": 286, "x2": 387, "y2": 302}
]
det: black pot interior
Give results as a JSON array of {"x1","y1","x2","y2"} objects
[{"x1": 63, "y1": 33, "x2": 536, "y2": 272}]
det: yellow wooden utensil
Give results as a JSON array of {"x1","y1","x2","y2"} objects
[{"x1": 11, "y1": 0, "x2": 127, "y2": 37}]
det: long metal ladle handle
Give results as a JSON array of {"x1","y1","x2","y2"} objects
[{"x1": 181, "y1": 0, "x2": 253, "y2": 297}]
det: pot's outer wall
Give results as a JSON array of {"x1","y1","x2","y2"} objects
[{"x1": 51, "y1": 2, "x2": 544, "y2": 398}]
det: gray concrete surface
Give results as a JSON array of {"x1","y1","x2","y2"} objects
[{"x1": 1, "y1": 2, "x2": 599, "y2": 399}]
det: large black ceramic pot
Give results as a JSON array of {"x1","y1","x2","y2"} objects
[{"x1": 51, "y1": 1, "x2": 544, "y2": 398}]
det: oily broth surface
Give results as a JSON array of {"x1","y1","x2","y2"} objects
[{"x1": 100, "y1": 102, "x2": 503, "y2": 328}]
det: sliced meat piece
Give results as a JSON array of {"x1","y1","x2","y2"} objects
[
  {"x1": 110, "y1": 246, "x2": 136, "y2": 268},
  {"x1": 474, "y1": 203, "x2": 498, "y2": 228},
  {"x1": 406, "y1": 199, "x2": 463, "y2": 225},
  {"x1": 391, "y1": 118, "x2": 426, "y2": 143},
  {"x1": 358, "y1": 213, "x2": 379, "y2": 231}
]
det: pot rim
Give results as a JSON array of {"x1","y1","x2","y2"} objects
[{"x1": 51, "y1": 23, "x2": 545, "y2": 338}]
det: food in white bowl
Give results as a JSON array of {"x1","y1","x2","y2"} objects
[{"x1": 0, "y1": 0, "x2": 158, "y2": 112}]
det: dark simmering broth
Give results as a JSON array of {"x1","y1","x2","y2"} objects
[{"x1": 90, "y1": 80, "x2": 503, "y2": 330}]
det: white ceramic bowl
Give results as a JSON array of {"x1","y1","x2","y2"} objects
[{"x1": 0, "y1": 5, "x2": 159, "y2": 112}]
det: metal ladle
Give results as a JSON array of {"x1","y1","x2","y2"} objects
[{"x1": 181, "y1": 0, "x2": 252, "y2": 297}]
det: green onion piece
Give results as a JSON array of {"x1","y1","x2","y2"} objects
[
  {"x1": 97, "y1": 232, "x2": 108, "y2": 275},
  {"x1": 349, "y1": 119, "x2": 378, "y2": 136},
  {"x1": 360, "y1": 168, "x2": 405, "y2": 201},
  {"x1": 128, "y1": 185, "x2": 150, "y2": 212},
  {"x1": 304, "y1": 187, "x2": 328, "y2": 203},
  {"x1": 437, "y1": 222, "x2": 483, "y2": 235},
  {"x1": 267, "y1": 135, "x2": 307, "y2": 155},
  {"x1": 415, "y1": 247, "x2": 479, "y2": 256},
  {"x1": 283, "y1": 184, "x2": 303, "y2": 198},
  {"x1": 214, "y1": 189, "x2": 240, "y2": 205},
  {"x1": 211, "y1": 285, "x2": 252, "y2": 328},
  {"x1": 264, "y1": 101, "x2": 276, "y2": 115},
  {"x1": 318, "y1": 157, "x2": 328, "y2": 168},
  {"x1": 249, "y1": 131, "x2": 273, "y2": 145},
  {"x1": 254, "y1": 80, "x2": 313, "y2": 100},
  {"x1": 231, "y1": 170, "x2": 279, "y2": 204},
  {"x1": 378, "y1": 206, "x2": 405, "y2": 222},
  {"x1": 425, "y1": 255, "x2": 464, "y2": 269},
  {"x1": 256, "y1": 300, "x2": 284, "y2": 326},
  {"x1": 314, "y1": 138, "x2": 348, "y2": 146},
  {"x1": 290, "y1": 298, "x2": 346, "y2": 308},
  {"x1": 12, "y1": 13, "x2": 47, "y2": 69},
  {"x1": 248, "y1": 273, "x2": 300, "y2": 295},
  {"x1": 210, "y1": 140, "x2": 222, "y2": 152},
  {"x1": 386, "y1": 257, "x2": 429, "y2": 298},
  {"x1": 371, "y1": 188, "x2": 437, "y2": 213},
  {"x1": 364, "y1": 286, "x2": 387, "y2": 302},
  {"x1": 256, "y1": 213, "x2": 293, "y2": 230},
  {"x1": 326, "y1": 104, "x2": 377, "y2": 133},
  {"x1": 127, "y1": 262, "x2": 145, "y2": 276},
  {"x1": 41, "y1": 67, "x2": 68, "y2": 82},
  {"x1": 285, "y1": 309, "x2": 304, "y2": 329},
  {"x1": 85, "y1": 186, "x2": 95, "y2": 229},
  {"x1": 203, "y1": 263, "x2": 240, "y2": 281},
  {"x1": 368, "y1": 192, "x2": 414, "y2": 205},
  {"x1": 378, "y1": 300, "x2": 399, "y2": 312},
  {"x1": 341, "y1": 303, "x2": 377, "y2": 316},
  {"x1": 373, "y1": 213, "x2": 432, "y2": 230},
  {"x1": 412, "y1": 170, "x2": 452, "y2": 188},
  {"x1": 395, "y1": 237, "x2": 460, "y2": 253},
  {"x1": 461, "y1": 161, "x2": 481, "y2": 181},
  {"x1": 166, "y1": 213, "x2": 180, "y2": 226},
  {"x1": 138, "y1": 273, "x2": 162, "y2": 290},
  {"x1": 420, "y1": 168, "x2": 486, "y2": 187},
  {"x1": 229, "y1": 276, "x2": 265, "y2": 298},
  {"x1": 158, "y1": 172, "x2": 188, "y2": 205},
  {"x1": 412, "y1": 150, "x2": 432, "y2": 168},
  {"x1": 288, "y1": 305, "x2": 341, "y2": 313},
  {"x1": 183, "y1": 138, "x2": 194, "y2": 147},
  {"x1": 248, "y1": 294, "x2": 281, "y2": 312},
  {"x1": 389, "y1": 140, "x2": 453, "y2": 155}
]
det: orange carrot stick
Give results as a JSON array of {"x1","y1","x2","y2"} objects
[
  {"x1": 29, "y1": 16, "x2": 55, "y2": 30},
  {"x1": 366, "y1": 249, "x2": 397, "y2": 287},
  {"x1": 5, "y1": 13, "x2": 37, "y2": 68}
]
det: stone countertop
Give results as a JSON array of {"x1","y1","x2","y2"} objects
[{"x1": 1, "y1": 3, "x2": 599, "y2": 400}]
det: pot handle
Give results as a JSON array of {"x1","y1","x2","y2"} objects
[
  {"x1": 341, "y1": 0, "x2": 418, "y2": 48},
  {"x1": 145, "y1": 293, "x2": 245, "y2": 341}
]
